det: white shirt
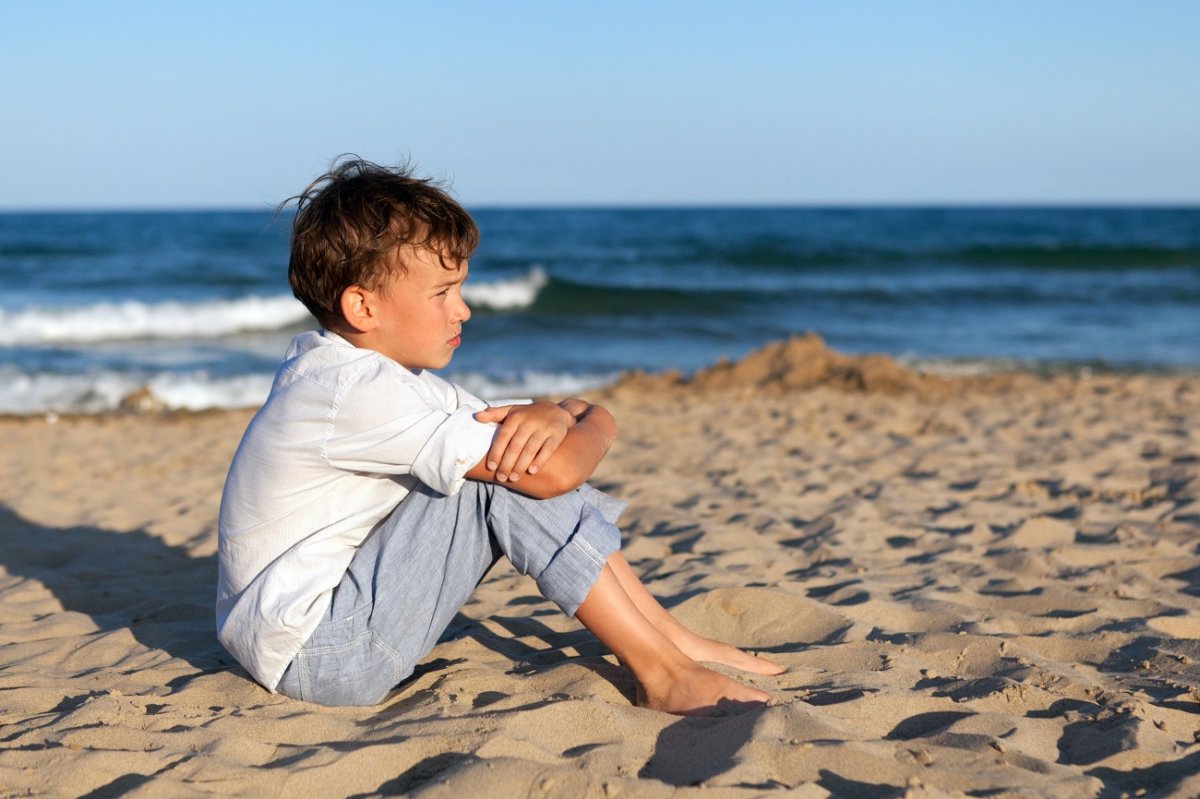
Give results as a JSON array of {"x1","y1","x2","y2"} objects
[{"x1": 216, "y1": 330, "x2": 498, "y2": 690}]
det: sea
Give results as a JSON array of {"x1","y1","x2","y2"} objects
[{"x1": 1, "y1": 207, "x2": 1198, "y2": 415}]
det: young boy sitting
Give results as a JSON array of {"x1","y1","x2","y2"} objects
[{"x1": 216, "y1": 158, "x2": 782, "y2": 715}]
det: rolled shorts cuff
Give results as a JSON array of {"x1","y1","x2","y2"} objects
[
  {"x1": 534, "y1": 496, "x2": 623, "y2": 617},
  {"x1": 577, "y1": 483, "x2": 628, "y2": 525}
]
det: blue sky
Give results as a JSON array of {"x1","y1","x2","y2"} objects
[{"x1": 2, "y1": 1, "x2": 1197, "y2": 208}]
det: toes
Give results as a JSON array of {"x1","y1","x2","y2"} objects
[{"x1": 752, "y1": 658, "x2": 787, "y2": 676}]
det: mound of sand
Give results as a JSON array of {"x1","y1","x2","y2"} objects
[{"x1": 611, "y1": 333, "x2": 974, "y2": 398}]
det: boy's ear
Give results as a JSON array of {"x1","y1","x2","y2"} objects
[{"x1": 339, "y1": 285, "x2": 378, "y2": 333}]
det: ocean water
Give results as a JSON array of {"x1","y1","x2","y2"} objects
[{"x1": 1, "y1": 207, "x2": 1198, "y2": 414}]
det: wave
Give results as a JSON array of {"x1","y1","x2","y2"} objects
[
  {"x1": 463, "y1": 266, "x2": 549, "y2": 310},
  {"x1": 450, "y1": 368, "x2": 619, "y2": 401},
  {"x1": 0, "y1": 364, "x2": 617, "y2": 415},
  {"x1": 528, "y1": 277, "x2": 747, "y2": 315},
  {"x1": 900, "y1": 354, "x2": 1189, "y2": 378},
  {"x1": 521, "y1": 272, "x2": 1200, "y2": 316},
  {"x1": 523, "y1": 277, "x2": 1038, "y2": 316},
  {"x1": 0, "y1": 368, "x2": 276, "y2": 415},
  {"x1": 10, "y1": 352, "x2": 1168, "y2": 416},
  {"x1": 688, "y1": 241, "x2": 1200, "y2": 271},
  {"x1": 937, "y1": 244, "x2": 1200, "y2": 269},
  {"x1": 0, "y1": 295, "x2": 312, "y2": 346},
  {"x1": 0, "y1": 268, "x2": 550, "y2": 346}
]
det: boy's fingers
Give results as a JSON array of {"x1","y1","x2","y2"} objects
[
  {"x1": 475, "y1": 405, "x2": 511, "y2": 423},
  {"x1": 497, "y1": 428, "x2": 535, "y2": 480},
  {"x1": 528, "y1": 438, "x2": 561, "y2": 474},
  {"x1": 511, "y1": 433, "x2": 549, "y2": 477},
  {"x1": 558, "y1": 398, "x2": 588, "y2": 419},
  {"x1": 487, "y1": 424, "x2": 518, "y2": 472},
  {"x1": 494, "y1": 422, "x2": 532, "y2": 479},
  {"x1": 527, "y1": 429, "x2": 567, "y2": 474}
]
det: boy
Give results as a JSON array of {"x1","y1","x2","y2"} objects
[{"x1": 217, "y1": 159, "x2": 781, "y2": 714}]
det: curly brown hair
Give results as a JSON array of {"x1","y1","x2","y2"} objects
[{"x1": 284, "y1": 157, "x2": 479, "y2": 329}]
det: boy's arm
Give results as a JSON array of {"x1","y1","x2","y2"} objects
[
  {"x1": 474, "y1": 400, "x2": 575, "y2": 482},
  {"x1": 473, "y1": 398, "x2": 605, "y2": 481},
  {"x1": 466, "y1": 401, "x2": 617, "y2": 499}
]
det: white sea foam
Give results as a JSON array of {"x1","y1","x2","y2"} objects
[
  {"x1": 451, "y1": 369, "x2": 619, "y2": 401},
  {"x1": 463, "y1": 266, "x2": 548, "y2": 310},
  {"x1": 0, "y1": 368, "x2": 276, "y2": 415},
  {"x1": 900, "y1": 355, "x2": 1039, "y2": 377},
  {"x1": 0, "y1": 364, "x2": 617, "y2": 415},
  {"x1": 0, "y1": 269, "x2": 548, "y2": 347},
  {"x1": 0, "y1": 295, "x2": 312, "y2": 346},
  {"x1": 902, "y1": 355, "x2": 1121, "y2": 379}
]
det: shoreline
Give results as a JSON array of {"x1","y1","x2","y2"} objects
[{"x1": 8, "y1": 332, "x2": 1200, "y2": 423}]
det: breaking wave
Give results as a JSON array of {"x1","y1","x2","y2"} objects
[
  {"x1": 0, "y1": 363, "x2": 617, "y2": 416},
  {"x1": 0, "y1": 268, "x2": 549, "y2": 346},
  {"x1": 0, "y1": 295, "x2": 311, "y2": 346}
]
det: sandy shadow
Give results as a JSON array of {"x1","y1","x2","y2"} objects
[
  {"x1": 0, "y1": 505, "x2": 229, "y2": 678},
  {"x1": 0, "y1": 503, "x2": 647, "y2": 707},
  {"x1": 638, "y1": 704, "x2": 766, "y2": 786},
  {"x1": 1086, "y1": 750, "x2": 1200, "y2": 798}
]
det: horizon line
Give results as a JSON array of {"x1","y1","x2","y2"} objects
[{"x1": 2, "y1": 199, "x2": 1199, "y2": 214}]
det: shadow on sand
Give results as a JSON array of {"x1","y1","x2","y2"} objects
[{"x1": 0, "y1": 505, "x2": 229, "y2": 684}]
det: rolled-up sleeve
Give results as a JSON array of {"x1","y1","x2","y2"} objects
[
  {"x1": 409, "y1": 405, "x2": 496, "y2": 495},
  {"x1": 324, "y1": 366, "x2": 497, "y2": 496}
]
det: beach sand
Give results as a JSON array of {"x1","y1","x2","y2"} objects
[{"x1": 1, "y1": 335, "x2": 1198, "y2": 798}]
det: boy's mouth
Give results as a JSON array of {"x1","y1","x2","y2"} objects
[{"x1": 449, "y1": 334, "x2": 462, "y2": 348}]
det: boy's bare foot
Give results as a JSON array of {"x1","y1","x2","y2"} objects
[
  {"x1": 668, "y1": 632, "x2": 786, "y2": 676},
  {"x1": 602, "y1": 555, "x2": 785, "y2": 676},
  {"x1": 575, "y1": 560, "x2": 780, "y2": 717},
  {"x1": 637, "y1": 661, "x2": 772, "y2": 717}
]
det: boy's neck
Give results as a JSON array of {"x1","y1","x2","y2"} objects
[{"x1": 322, "y1": 327, "x2": 425, "y2": 374}]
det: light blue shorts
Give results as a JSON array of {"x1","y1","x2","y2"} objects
[{"x1": 276, "y1": 481, "x2": 624, "y2": 706}]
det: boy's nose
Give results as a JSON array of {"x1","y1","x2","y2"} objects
[{"x1": 456, "y1": 296, "x2": 472, "y2": 323}]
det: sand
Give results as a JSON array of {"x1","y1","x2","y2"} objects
[{"x1": 1, "y1": 335, "x2": 1198, "y2": 798}]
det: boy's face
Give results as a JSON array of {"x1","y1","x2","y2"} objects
[{"x1": 365, "y1": 246, "x2": 471, "y2": 371}]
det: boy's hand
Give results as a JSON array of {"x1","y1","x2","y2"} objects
[
  {"x1": 557, "y1": 397, "x2": 592, "y2": 419},
  {"x1": 474, "y1": 401, "x2": 575, "y2": 482}
]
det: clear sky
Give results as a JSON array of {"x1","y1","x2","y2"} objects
[{"x1": 2, "y1": 1, "x2": 1197, "y2": 208}]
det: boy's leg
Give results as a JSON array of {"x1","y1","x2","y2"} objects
[
  {"x1": 464, "y1": 487, "x2": 777, "y2": 713},
  {"x1": 574, "y1": 559, "x2": 772, "y2": 715},
  {"x1": 278, "y1": 481, "x2": 623, "y2": 706},
  {"x1": 604, "y1": 553, "x2": 785, "y2": 676}
]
